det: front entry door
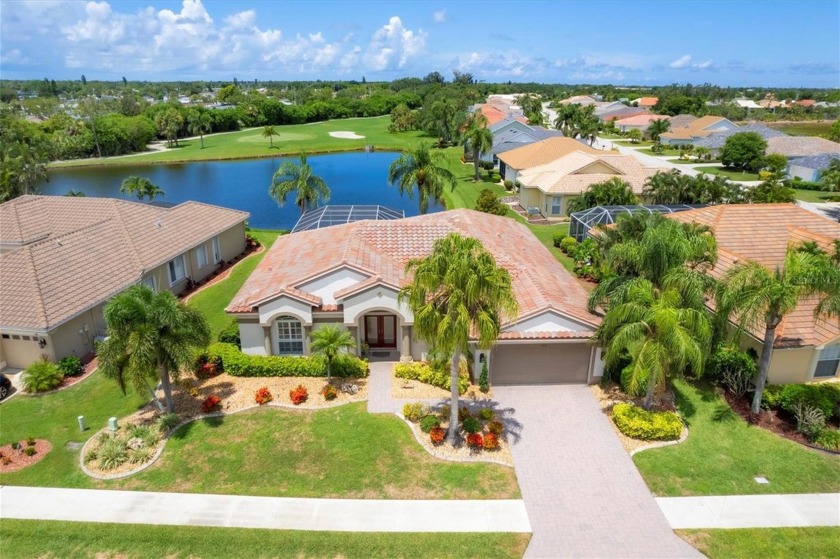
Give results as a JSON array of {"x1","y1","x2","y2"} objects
[{"x1": 365, "y1": 315, "x2": 397, "y2": 348}]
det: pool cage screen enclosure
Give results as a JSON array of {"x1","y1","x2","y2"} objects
[{"x1": 569, "y1": 205, "x2": 706, "y2": 242}]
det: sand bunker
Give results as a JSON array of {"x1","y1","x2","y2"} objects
[{"x1": 329, "y1": 131, "x2": 365, "y2": 139}]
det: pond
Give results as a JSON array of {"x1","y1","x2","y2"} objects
[{"x1": 39, "y1": 152, "x2": 444, "y2": 230}]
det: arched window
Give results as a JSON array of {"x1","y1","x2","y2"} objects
[{"x1": 276, "y1": 315, "x2": 304, "y2": 355}]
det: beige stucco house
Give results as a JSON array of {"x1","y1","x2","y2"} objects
[
  {"x1": 227, "y1": 209, "x2": 605, "y2": 385},
  {"x1": 517, "y1": 151, "x2": 658, "y2": 217},
  {"x1": 659, "y1": 116, "x2": 738, "y2": 146},
  {"x1": 496, "y1": 137, "x2": 601, "y2": 184},
  {"x1": 0, "y1": 195, "x2": 249, "y2": 370},
  {"x1": 671, "y1": 204, "x2": 840, "y2": 384}
]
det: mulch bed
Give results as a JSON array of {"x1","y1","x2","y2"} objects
[
  {"x1": 0, "y1": 439, "x2": 52, "y2": 473},
  {"x1": 724, "y1": 391, "x2": 813, "y2": 446}
]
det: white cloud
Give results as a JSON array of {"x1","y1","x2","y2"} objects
[
  {"x1": 669, "y1": 54, "x2": 692, "y2": 69},
  {"x1": 433, "y1": 9, "x2": 446, "y2": 23},
  {"x1": 364, "y1": 16, "x2": 427, "y2": 71},
  {"x1": 694, "y1": 59, "x2": 713, "y2": 69},
  {"x1": 452, "y1": 51, "x2": 543, "y2": 78}
]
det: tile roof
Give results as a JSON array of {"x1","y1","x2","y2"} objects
[
  {"x1": 660, "y1": 116, "x2": 731, "y2": 140},
  {"x1": 614, "y1": 114, "x2": 670, "y2": 127},
  {"x1": 669, "y1": 204, "x2": 840, "y2": 348},
  {"x1": 788, "y1": 153, "x2": 840, "y2": 170},
  {"x1": 633, "y1": 97, "x2": 658, "y2": 108},
  {"x1": 693, "y1": 124, "x2": 787, "y2": 150},
  {"x1": 517, "y1": 152, "x2": 658, "y2": 195},
  {"x1": 228, "y1": 209, "x2": 600, "y2": 337},
  {"x1": 766, "y1": 136, "x2": 840, "y2": 158},
  {"x1": 668, "y1": 114, "x2": 698, "y2": 130},
  {"x1": 475, "y1": 104, "x2": 509, "y2": 126},
  {"x1": 497, "y1": 137, "x2": 600, "y2": 170},
  {"x1": 597, "y1": 106, "x2": 648, "y2": 123},
  {"x1": 0, "y1": 195, "x2": 248, "y2": 331}
]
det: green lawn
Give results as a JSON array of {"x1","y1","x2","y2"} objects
[
  {"x1": 0, "y1": 520, "x2": 530, "y2": 559},
  {"x1": 187, "y1": 228, "x2": 283, "y2": 338},
  {"x1": 51, "y1": 116, "x2": 430, "y2": 168},
  {"x1": 635, "y1": 147, "x2": 683, "y2": 156},
  {"x1": 696, "y1": 166, "x2": 761, "y2": 181},
  {"x1": 794, "y1": 188, "x2": 840, "y2": 203},
  {"x1": 678, "y1": 527, "x2": 840, "y2": 559},
  {"x1": 767, "y1": 121, "x2": 833, "y2": 137},
  {"x1": 633, "y1": 380, "x2": 840, "y2": 496}
]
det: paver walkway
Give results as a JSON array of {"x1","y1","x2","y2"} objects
[
  {"x1": 658, "y1": 493, "x2": 840, "y2": 529},
  {"x1": 494, "y1": 385, "x2": 701, "y2": 558},
  {"x1": 366, "y1": 361, "x2": 395, "y2": 413},
  {"x1": 0, "y1": 486, "x2": 530, "y2": 533}
]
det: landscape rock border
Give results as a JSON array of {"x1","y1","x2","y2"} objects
[{"x1": 395, "y1": 414, "x2": 514, "y2": 468}]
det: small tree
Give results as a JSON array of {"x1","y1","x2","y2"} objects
[
  {"x1": 120, "y1": 176, "x2": 165, "y2": 201},
  {"x1": 819, "y1": 158, "x2": 840, "y2": 192},
  {"x1": 474, "y1": 189, "x2": 508, "y2": 216},
  {"x1": 627, "y1": 129, "x2": 643, "y2": 144},
  {"x1": 646, "y1": 119, "x2": 671, "y2": 142},
  {"x1": 269, "y1": 152, "x2": 330, "y2": 214},
  {"x1": 720, "y1": 132, "x2": 767, "y2": 172},
  {"x1": 763, "y1": 153, "x2": 788, "y2": 179},
  {"x1": 748, "y1": 178, "x2": 796, "y2": 203},
  {"x1": 263, "y1": 125, "x2": 278, "y2": 148},
  {"x1": 187, "y1": 110, "x2": 212, "y2": 149},
  {"x1": 310, "y1": 325, "x2": 356, "y2": 380}
]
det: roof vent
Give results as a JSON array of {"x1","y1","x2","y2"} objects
[
  {"x1": 155, "y1": 220, "x2": 162, "y2": 228},
  {"x1": 55, "y1": 240, "x2": 63, "y2": 247}
]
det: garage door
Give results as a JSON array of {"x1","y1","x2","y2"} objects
[{"x1": 492, "y1": 343, "x2": 591, "y2": 385}]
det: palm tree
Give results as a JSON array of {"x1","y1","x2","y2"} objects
[
  {"x1": 400, "y1": 233, "x2": 518, "y2": 445},
  {"x1": 646, "y1": 118, "x2": 671, "y2": 142},
  {"x1": 819, "y1": 158, "x2": 840, "y2": 192},
  {"x1": 310, "y1": 325, "x2": 356, "y2": 380},
  {"x1": 262, "y1": 125, "x2": 278, "y2": 149},
  {"x1": 716, "y1": 249, "x2": 837, "y2": 414},
  {"x1": 462, "y1": 112, "x2": 493, "y2": 181},
  {"x1": 694, "y1": 146, "x2": 711, "y2": 161},
  {"x1": 567, "y1": 177, "x2": 637, "y2": 214},
  {"x1": 65, "y1": 190, "x2": 86, "y2": 197},
  {"x1": 595, "y1": 281, "x2": 712, "y2": 410},
  {"x1": 98, "y1": 285, "x2": 210, "y2": 413},
  {"x1": 187, "y1": 110, "x2": 212, "y2": 149},
  {"x1": 269, "y1": 153, "x2": 330, "y2": 214},
  {"x1": 120, "y1": 175, "x2": 165, "y2": 201},
  {"x1": 388, "y1": 143, "x2": 457, "y2": 214}
]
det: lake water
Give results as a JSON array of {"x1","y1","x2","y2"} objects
[{"x1": 39, "y1": 152, "x2": 444, "y2": 230}]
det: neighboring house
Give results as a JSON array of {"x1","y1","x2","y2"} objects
[
  {"x1": 517, "y1": 151, "x2": 658, "y2": 217},
  {"x1": 692, "y1": 124, "x2": 788, "y2": 156},
  {"x1": 489, "y1": 117, "x2": 534, "y2": 137},
  {"x1": 766, "y1": 136, "x2": 840, "y2": 158},
  {"x1": 614, "y1": 114, "x2": 670, "y2": 134},
  {"x1": 631, "y1": 97, "x2": 658, "y2": 108},
  {"x1": 558, "y1": 94, "x2": 601, "y2": 106},
  {"x1": 659, "y1": 116, "x2": 739, "y2": 146},
  {"x1": 668, "y1": 114, "x2": 698, "y2": 130},
  {"x1": 597, "y1": 106, "x2": 648, "y2": 124},
  {"x1": 473, "y1": 103, "x2": 509, "y2": 126},
  {"x1": 0, "y1": 196, "x2": 249, "y2": 370},
  {"x1": 670, "y1": 204, "x2": 840, "y2": 384},
  {"x1": 733, "y1": 98, "x2": 763, "y2": 110},
  {"x1": 497, "y1": 137, "x2": 600, "y2": 183},
  {"x1": 489, "y1": 126, "x2": 564, "y2": 164},
  {"x1": 593, "y1": 101, "x2": 627, "y2": 116},
  {"x1": 787, "y1": 154, "x2": 840, "y2": 182},
  {"x1": 226, "y1": 209, "x2": 604, "y2": 385}
]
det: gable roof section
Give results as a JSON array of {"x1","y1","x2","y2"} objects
[
  {"x1": 614, "y1": 114, "x2": 670, "y2": 127},
  {"x1": 0, "y1": 196, "x2": 249, "y2": 331},
  {"x1": 693, "y1": 124, "x2": 787, "y2": 150},
  {"x1": 660, "y1": 115, "x2": 731, "y2": 140},
  {"x1": 669, "y1": 204, "x2": 840, "y2": 348},
  {"x1": 766, "y1": 136, "x2": 840, "y2": 158},
  {"x1": 227, "y1": 209, "x2": 600, "y2": 335},
  {"x1": 788, "y1": 153, "x2": 840, "y2": 171},
  {"x1": 517, "y1": 151, "x2": 658, "y2": 195},
  {"x1": 497, "y1": 137, "x2": 600, "y2": 170}
]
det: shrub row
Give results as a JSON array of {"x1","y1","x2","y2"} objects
[
  {"x1": 612, "y1": 403, "x2": 682, "y2": 441},
  {"x1": 204, "y1": 343, "x2": 368, "y2": 378},
  {"x1": 762, "y1": 383, "x2": 840, "y2": 420},
  {"x1": 393, "y1": 362, "x2": 469, "y2": 395}
]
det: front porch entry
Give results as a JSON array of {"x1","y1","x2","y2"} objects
[{"x1": 359, "y1": 312, "x2": 413, "y2": 362}]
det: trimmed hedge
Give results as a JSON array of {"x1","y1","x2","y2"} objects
[
  {"x1": 394, "y1": 362, "x2": 469, "y2": 395},
  {"x1": 762, "y1": 383, "x2": 840, "y2": 420},
  {"x1": 205, "y1": 343, "x2": 368, "y2": 378},
  {"x1": 612, "y1": 403, "x2": 682, "y2": 441},
  {"x1": 218, "y1": 319, "x2": 241, "y2": 348}
]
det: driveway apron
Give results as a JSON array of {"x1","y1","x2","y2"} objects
[{"x1": 495, "y1": 384, "x2": 701, "y2": 558}]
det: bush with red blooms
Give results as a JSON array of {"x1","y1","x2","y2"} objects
[
  {"x1": 289, "y1": 385, "x2": 308, "y2": 405},
  {"x1": 482, "y1": 433, "x2": 499, "y2": 450},
  {"x1": 254, "y1": 387, "x2": 272, "y2": 405},
  {"x1": 201, "y1": 395, "x2": 221, "y2": 413},
  {"x1": 466, "y1": 433, "x2": 484, "y2": 448},
  {"x1": 429, "y1": 426, "x2": 446, "y2": 444}
]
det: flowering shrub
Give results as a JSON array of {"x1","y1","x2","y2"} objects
[
  {"x1": 429, "y1": 426, "x2": 446, "y2": 444},
  {"x1": 201, "y1": 395, "x2": 221, "y2": 413},
  {"x1": 487, "y1": 420, "x2": 504, "y2": 435},
  {"x1": 466, "y1": 433, "x2": 484, "y2": 448},
  {"x1": 289, "y1": 385, "x2": 308, "y2": 405},
  {"x1": 254, "y1": 387, "x2": 273, "y2": 405},
  {"x1": 482, "y1": 433, "x2": 499, "y2": 450},
  {"x1": 195, "y1": 355, "x2": 222, "y2": 379},
  {"x1": 321, "y1": 384, "x2": 338, "y2": 401}
]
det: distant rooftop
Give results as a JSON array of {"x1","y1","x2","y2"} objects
[{"x1": 291, "y1": 205, "x2": 404, "y2": 233}]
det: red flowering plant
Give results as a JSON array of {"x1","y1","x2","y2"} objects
[
  {"x1": 429, "y1": 426, "x2": 446, "y2": 445},
  {"x1": 254, "y1": 387, "x2": 272, "y2": 405},
  {"x1": 289, "y1": 385, "x2": 308, "y2": 405},
  {"x1": 195, "y1": 355, "x2": 222, "y2": 379},
  {"x1": 466, "y1": 433, "x2": 484, "y2": 449},
  {"x1": 201, "y1": 395, "x2": 221, "y2": 413},
  {"x1": 482, "y1": 433, "x2": 499, "y2": 450},
  {"x1": 321, "y1": 384, "x2": 338, "y2": 401}
]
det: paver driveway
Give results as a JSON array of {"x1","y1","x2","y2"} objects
[{"x1": 495, "y1": 385, "x2": 701, "y2": 558}]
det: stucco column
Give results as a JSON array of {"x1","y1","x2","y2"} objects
[
  {"x1": 400, "y1": 325, "x2": 412, "y2": 363},
  {"x1": 262, "y1": 326, "x2": 272, "y2": 356},
  {"x1": 347, "y1": 326, "x2": 359, "y2": 356},
  {"x1": 303, "y1": 326, "x2": 312, "y2": 355}
]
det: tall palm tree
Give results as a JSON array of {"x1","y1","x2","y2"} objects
[
  {"x1": 98, "y1": 285, "x2": 210, "y2": 413},
  {"x1": 310, "y1": 325, "x2": 356, "y2": 380},
  {"x1": 400, "y1": 233, "x2": 518, "y2": 445},
  {"x1": 646, "y1": 118, "x2": 671, "y2": 142},
  {"x1": 120, "y1": 175, "x2": 165, "y2": 201},
  {"x1": 187, "y1": 110, "x2": 212, "y2": 149},
  {"x1": 262, "y1": 125, "x2": 278, "y2": 149},
  {"x1": 567, "y1": 177, "x2": 637, "y2": 214},
  {"x1": 462, "y1": 112, "x2": 493, "y2": 181},
  {"x1": 595, "y1": 281, "x2": 712, "y2": 410},
  {"x1": 716, "y1": 249, "x2": 837, "y2": 414},
  {"x1": 388, "y1": 143, "x2": 457, "y2": 214},
  {"x1": 269, "y1": 153, "x2": 330, "y2": 214}
]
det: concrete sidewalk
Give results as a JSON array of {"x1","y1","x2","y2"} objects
[
  {"x1": 658, "y1": 493, "x2": 840, "y2": 529},
  {"x1": 0, "y1": 486, "x2": 531, "y2": 533}
]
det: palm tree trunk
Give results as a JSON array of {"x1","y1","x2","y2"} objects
[
  {"x1": 642, "y1": 373, "x2": 657, "y2": 410},
  {"x1": 200, "y1": 134, "x2": 204, "y2": 149},
  {"x1": 751, "y1": 323, "x2": 777, "y2": 414},
  {"x1": 144, "y1": 378, "x2": 165, "y2": 412},
  {"x1": 447, "y1": 348, "x2": 461, "y2": 445},
  {"x1": 327, "y1": 357, "x2": 332, "y2": 381},
  {"x1": 270, "y1": 136, "x2": 274, "y2": 148},
  {"x1": 159, "y1": 363, "x2": 175, "y2": 413},
  {"x1": 473, "y1": 147, "x2": 480, "y2": 181}
]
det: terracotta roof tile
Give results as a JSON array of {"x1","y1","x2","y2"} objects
[
  {"x1": 497, "y1": 138, "x2": 600, "y2": 170},
  {"x1": 517, "y1": 152, "x2": 658, "y2": 195}
]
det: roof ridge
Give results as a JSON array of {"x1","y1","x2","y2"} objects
[
  {"x1": 24, "y1": 246, "x2": 50, "y2": 328},
  {"x1": 23, "y1": 216, "x2": 113, "y2": 247},
  {"x1": 110, "y1": 201, "x2": 145, "y2": 272}
]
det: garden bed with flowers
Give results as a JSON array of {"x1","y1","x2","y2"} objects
[{"x1": 0, "y1": 438, "x2": 52, "y2": 473}]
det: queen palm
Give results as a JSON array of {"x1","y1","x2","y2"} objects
[
  {"x1": 646, "y1": 118, "x2": 671, "y2": 142},
  {"x1": 98, "y1": 285, "x2": 210, "y2": 413},
  {"x1": 310, "y1": 325, "x2": 356, "y2": 380},
  {"x1": 388, "y1": 143, "x2": 457, "y2": 214},
  {"x1": 120, "y1": 175, "x2": 165, "y2": 201},
  {"x1": 187, "y1": 110, "x2": 212, "y2": 149},
  {"x1": 595, "y1": 281, "x2": 712, "y2": 410},
  {"x1": 716, "y1": 249, "x2": 837, "y2": 414},
  {"x1": 269, "y1": 153, "x2": 330, "y2": 214},
  {"x1": 262, "y1": 125, "x2": 278, "y2": 149},
  {"x1": 462, "y1": 112, "x2": 493, "y2": 181},
  {"x1": 400, "y1": 233, "x2": 518, "y2": 445}
]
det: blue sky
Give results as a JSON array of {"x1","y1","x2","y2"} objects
[{"x1": 1, "y1": 0, "x2": 838, "y2": 87}]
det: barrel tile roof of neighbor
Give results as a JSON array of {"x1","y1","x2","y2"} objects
[
  {"x1": 517, "y1": 151, "x2": 659, "y2": 195},
  {"x1": 497, "y1": 137, "x2": 600, "y2": 169},
  {"x1": 766, "y1": 136, "x2": 840, "y2": 158}
]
